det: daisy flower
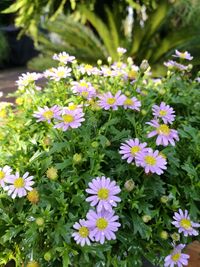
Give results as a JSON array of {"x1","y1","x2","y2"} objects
[
  {"x1": 164, "y1": 60, "x2": 189, "y2": 71},
  {"x1": 123, "y1": 96, "x2": 141, "y2": 111},
  {"x1": 72, "y1": 219, "x2": 92, "y2": 246},
  {"x1": 100, "y1": 66, "x2": 119, "y2": 77},
  {"x1": 152, "y1": 102, "x2": 175, "y2": 124},
  {"x1": 49, "y1": 66, "x2": 72, "y2": 81},
  {"x1": 16, "y1": 72, "x2": 42, "y2": 90},
  {"x1": 164, "y1": 244, "x2": 190, "y2": 267},
  {"x1": 71, "y1": 80, "x2": 96, "y2": 99},
  {"x1": 119, "y1": 138, "x2": 148, "y2": 164},
  {"x1": 33, "y1": 105, "x2": 61, "y2": 123},
  {"x1": 135, "y1": 148, "x2": 167, "y2": 175},
  {"x1": 111, "y1": 62, "x2": 127, "y2": 71},
  {"x1": 0, "y1": 165, "x2": 12, "y2": 188},
  {"x1": 172, "y1": 209, "x2": 200, "y2": 237},
  {"x1": 52, "y1": 52, "x2": 75, "y2": 64},
  {"x1": 117, "y1": 47, "x2": 127, "y2": 55},
  {"x1": 97, "y1": 91, "x2": 126, "y2": 110},
  {"x1": 77, "y1": 64, "x2": 100, "y2": 76},
  {"x1": 173, "y1": 50, "x2": 193, "y2": 61},
  {"x1": 54, "y1": 107, "x2": 85, "y2": 131},
  {"x1": 85, "y1": 209, "x2": 121, "y2": 244},
  {"x1": 86, "y1": 176, "x2": 121, "y2": 212},
  {"x1": 4, "y1": 172, "x2": 34, "y2": 199},
  {"x1": 147, "y1": 120, "x2": 179, "y2": 146}
]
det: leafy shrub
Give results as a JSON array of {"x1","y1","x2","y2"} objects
[{"x1": 0, "y1": 50, "x2": 200, "y2": 266}]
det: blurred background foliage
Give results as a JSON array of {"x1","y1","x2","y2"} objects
[{"x1": 1, "y1": 0, "x2": 200, "y2": 74}]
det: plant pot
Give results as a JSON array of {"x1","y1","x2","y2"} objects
[{"x1": 186, "y1": 241, "x2": 200, "y2": 267}]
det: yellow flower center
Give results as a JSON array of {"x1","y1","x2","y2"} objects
[
  {"x1": 80, "y1": 82, "x2": 88, "y2": 88},
  {"x1": 68, "y1": 104, "x2": 77, "y2": 110},
  {"x1": 144, "y1": 155, "x2": 156, "y2": 166},
  {"x1": 43, "y1": 110, "x2": 54, "y2": 120},
  {"x1": 124, "y1": 99, "x2": 134, "y2": 106},
  {"x1": 107, "y1": 98, "x2": 116, "y2": 105},
  {"x1": 96, "y1": 218, "x2": 108, "y2": 230},
  {"x1": 157, "y1": 124, "x2": 170, "y2": 135},
  {"x1": 130, "y1": 146, "x2": 141, "y2": 155},
  {"x1": 171, "y1": 253, "x2": 181, "y2": 262},
  {"x1": 57, "y1": 70, "x2": 65, "y2": 77},
  {"x1": 60, "y1": 55, "x2": 68, "y2": 61},
  {"x1": 0, "y1": 109, "x2": 6, "y2": 118},
  {"x1": 128, "y1": 70, "x2": 138, "y2": 79},
  {"x1": 180, "y1": 218, "x2": 191, "y2": 230},
  {"x1": 81, "y1": 91, "x2": 89, "y2": 97},
  {"x1": 62, "y1": 114, "x2": 74, "y2": 123},
  {"x1": 14, "y1": 177, "x2": 25, "y2": 188},
  {"x1": 27, "y1": 189, "x2": 39, "y2": 204},
  {"x1": 179, "y1": 52, "x2": 186, "y2": 59},
  {"x1": 0, "y1": 171, "x2": 5, "y2": 180},
  {"x1": 116, "y1": 62, "x2": 123, "y2": 68},
  {"x1": 159, "y1": 110, "x2": 167, "y2": 116},
  {"x1": 78, "y1": 226, "x2": 89, "y2": 238},
  {"x1": 98, "y1": 188, "x2": 109, "y2": 200},
  {"x1": 85, "y1": 64, "x2": 92, "y2": 70}
]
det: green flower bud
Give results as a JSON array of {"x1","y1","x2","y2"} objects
[
  {"x1": 141, "y1": 109, "x2": 147, "y2": 116},
  {"x1": 36, "y1": 217, "x2": 44, "y2": 226},
  {"x1": 140, "y1": 60, "x2": 149, "y2": 71},
  {"x1": 142, "y1": 215, "x2": 151, "y2": 223},
  {"x1": 160, "y1": 231, "x2": 168, "y2": 240},
  {"x1": 107, "y1": 57, "x2": 112, "y2": 64},
  {"x1": 124, "y1": 179, "x2": 135, "y2": 192},
  {"x1": 46, "y1": 167, "x2": 58, "y2": 180},
  {"x1": 97, "y1": 59, "x2": 102, "y2": 66},
  {"x1": 171, "y1": 232, "x2": 180, "y2": 241},
  {"x1": 159, "y1": 89, "x2": 166, "y2": 95},
  {"x1": 160, "y1": 195, "x2": 169, "y2": 204},
  {"x1": 73, "y1": 153, "x2": 82, "y2": 164},
  {"x1": 91, "y1": 141, "x2": 99, "y2": 148},
  {"x1": 44, "y1": 251, "x2": 52, "y2": 261},
  {"x1": 27, "y1": 261, "x2": 40, "y2": 267}
]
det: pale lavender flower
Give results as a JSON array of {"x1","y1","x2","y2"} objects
[
  {"x1": 97, "y1": 91, "x2": 126, "y2": 110},
  {"x1": 33, "y1": 105, "x2": 61, "y2": 123},
  {"x1": 123, "y1": 96, "x2": 141, "y2": 111},
  {"x1": 119, "y1": 138, "x2": 148, "y2": 163},
  {"x1": 77, "y1": 64, "x2": 100, "y2": 76},
  {"x1": 72, "y1": 219, "x2": 92, "y2": 246},
  {"x1": 111, "y1": 62, "x2": 127, "y2": 71},
  {"x1": 54, "y1": 107, "x2": 85, "y2": 131},
  {"x1": 164, "y1": 60, "x2": 189, "y2": 71},
  {"x1": 71, "y1": 80, "x2": 96, "y2": 99},
  {"x1": 173, "y1": 50, "x2": 193, "y2": 61},
  {"x1": 195, "y1": 77, "x2": 200, "y2": 83},
  {"x1": 0, "y1": 165, "x2": 12, "y2": 188},
  {"x1": 135, "y1": 148, "x2": 167, "y2": 175},
  {"x1": 52, "y1": 52, "x2": 75, "y2": 64},
  {"x1": 48, "y1": 66, "x2": 72, "y2": 81},
  {"x1": 4, "y1": 172, "x2": 34, "y2": 198},
  {"x1": 86, "y1": 176, "x2": 121, "y2": 212},
  {"x1": 100, "y1": 66, "x2": 118, "y2": 77},
  {"x1": 172, "y1": 209, "x2": 200, "y2": 237},
  {"x1": 85, "y1": 209, "x2": 121, "y2": 244},
  {"x1": 16, "y1": 72, "x2": 42, "y2": 90},
  {"x1": 117, "y1": 47, "x2": 127, "y2": 55},
  {"x1": 147, "y1": 120, "x2": 179, "y2": 146},
  {"x1": 164, "y1": 244, "x2": 190, "y2": 267},
  {"x1": 152, "y1": 102, "x2": 175, "y2": 124}
]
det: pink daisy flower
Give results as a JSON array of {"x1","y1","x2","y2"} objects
[
  {"x1": 72, "y1": 219, "x2": 92, "y2": 246},
  {"x1": 71, "y1": 80, "x2": 96, "y2": 99},
  {"x1": 164, "y1": 244, "x2": 190, "y2": 267},
  {"x1": 135, "y1": 148, "x2": 167, "y2": 175},
  {"x1": 85, "y1": 210, "x2": 121, "y2": 244},
  {"x1": 152, "y1": 102, "x2": 175, "y2": 124},
  {"x1": 54, "y1": 107, "x2": 85, "y2": 131},
  {"x1": 123, "y1": 96, "x2": 141, "y2": 111},
  {"x1": 52, "y1": 52, "x2": 75, "y2": 64},
  {"x1": 4, "y1": 172, "x2": 34, "y2": 199},
  {"x1": 0, "y1": 165, "x2": 12, "y2": 189},
  {"x1": 97, "y1": 91, "x2": 126, "y2": 110},
  {"x1": 33, "y1": 105, "x2": 61, "y2": 123},
  {"x1": 172, "y1": 209, "x2": 200, "y2": 237},
  {"x1": 85, "y1": 176, "x2": 121, "y2": 212},
  {"x1": 119, "y1": 138, "x2": 148, "y2": 163},
  {"x1": 173, "y1": 50, "x2": 193, "y2": 61},
  {"x1": 147, "y1": 120, "x2": 179, "y2": 146}
]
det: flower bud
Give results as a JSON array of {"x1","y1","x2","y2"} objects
[
  {"x1": 27, "y1": 189, "x2": 39, "y2": 204},
  {"x1": 91, "y1": 141, "x2": 99, "y2": 148},
  {"x1": 43, "y1": 136, "x2": 51, "y2": 146},
  {"x1": 46, "y1": 167, "x2": 58, "y2": 180},
  {"x1": 160, "y1": 195, "x2": 169, "y2": 203},
  {"x1": 27, "y1": 261, "x2": 40, "y2": 267},
  {"x1": 171, "y1": 232, "x2": 180, "y2": 241},
  {"x1": 124, "y1": 179, "x2": 135, "y2": 192},
  {"x1": 44, "y1": 251, "x2": 52, "y2": 261},
  {"x1": 141, "y1": 109, "x2": 147, "y2": 116},
  {"x1": 160, "y1": 231, "x2": 168, "y2": 239},
  {"x1": 127, "y1": 57, "x2": 133, "y2": 65},
  {"x1": 142, "y1": 215, "x2": 151, "y2": 223},
  {"x1": 158, "y1": 89, "x2": 166, "y2": 95},
  {"x1": 107, "y1": 57, "x2": 112, "y2": 64},
  {"x1": 36, "y1": 217, "x2": 44, "y2": 226},
  {"x1": 140, "y1": 60, "x2": 149, "y2": 71},
  {"x1": 97, "y1": 59, "x2": 102, "y2": 66},
  {"x1": 73, "y1": 153, "x2": 82, "y2": 164}
]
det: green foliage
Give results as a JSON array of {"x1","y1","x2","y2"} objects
[
  {"x1": 0, "y1": 31, "x2": 9, "y2": 64},
  {"x1": 0, "y1": 53, "x2": 200, "y2": 266}
]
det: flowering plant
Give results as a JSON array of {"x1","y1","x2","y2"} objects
[{"x1": 0, "y1": 49, "x2": 200, "y2": 266}]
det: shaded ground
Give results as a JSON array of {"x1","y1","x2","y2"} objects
[{"x1": 0, "y1": 68, "x2": 27, "y2": 102}]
